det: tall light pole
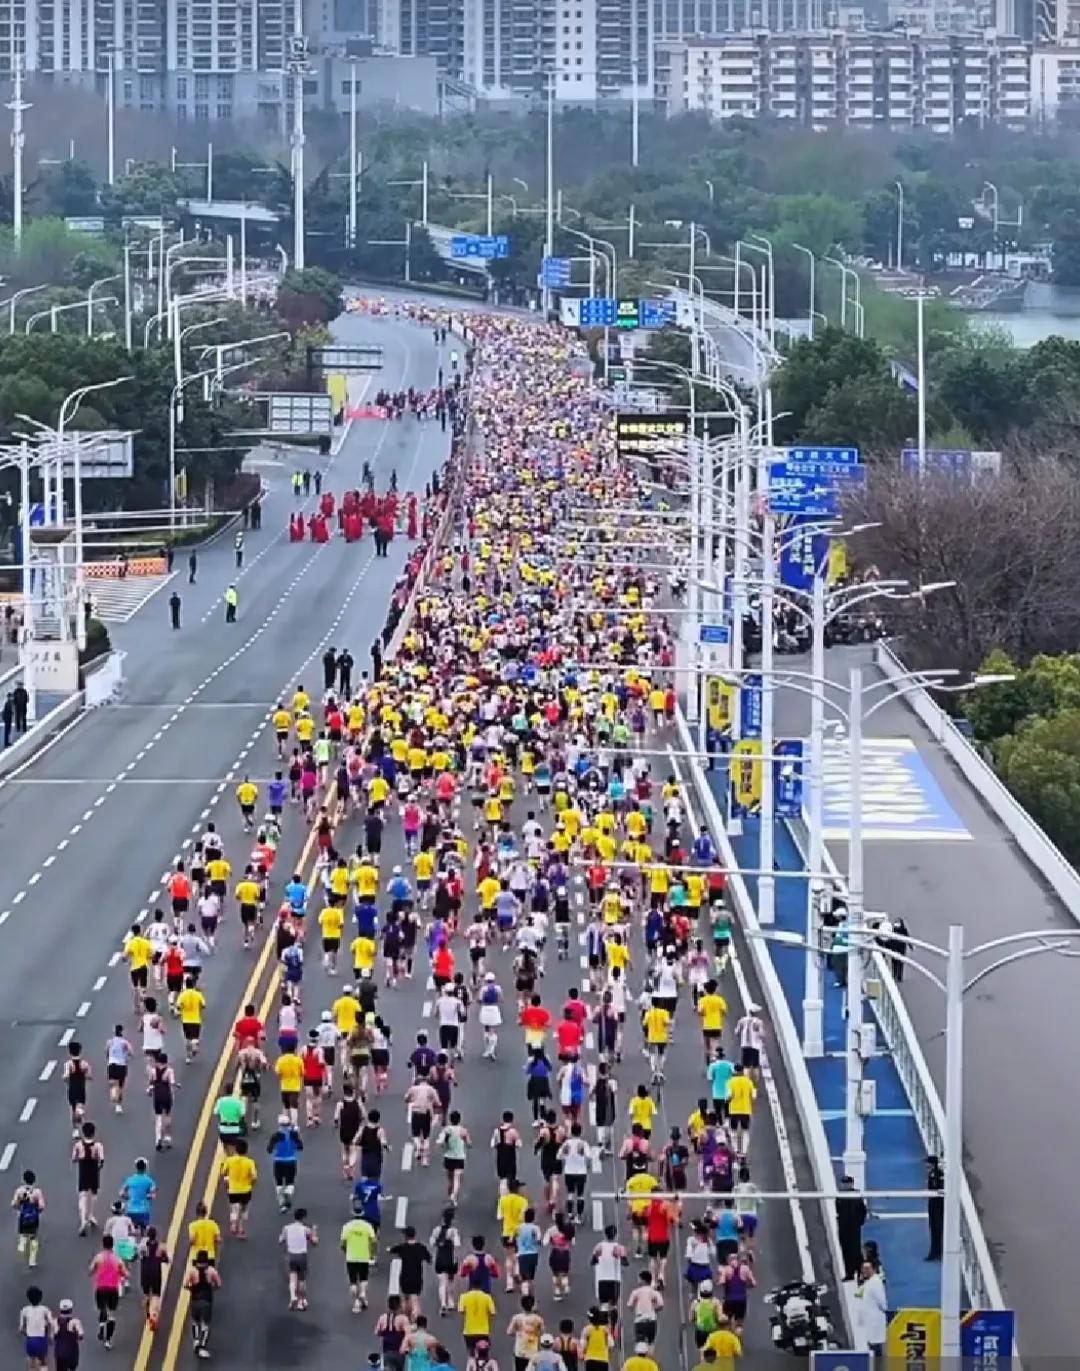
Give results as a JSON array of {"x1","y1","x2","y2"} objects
[
  {"x1": 88, "y1": 274, "x2": 122, "y2": 336},
  {"x1": 916, "y1": 291, "x2": 928, "y2": 472},
  {"x1": 895, "y1": 179, "x2": 904, "y2": 270},
  {"x1": 630, "y1": 55, "x2": 640, "y2": 168},
  {"x1": 54, "y1": 377, "x2": 133, "y2": 648},
  {"x1": 7, "y1": 61, "x2": 28, "y2": 247},
  {"x1": 791, "y1": 243, "x2": 815, "y2": 340},
  {"x1": 105, "y1": 49, "x2": 116, "y2": 186},
  {"x1": 348, "y1": 61, "x2": 359, "y2": 250},
  {"x1": 544, "y1": 71, "x2": 555, "y2": 316},
  {"x1": 288, "y1": 26, "x2": 309, "y2": 271}
]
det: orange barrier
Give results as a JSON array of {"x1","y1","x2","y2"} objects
[{"x1": 85, "y1": 556, "x2": 167, "y2": 579}]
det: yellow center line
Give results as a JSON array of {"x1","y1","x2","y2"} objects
[{"x1": 134, "y1": 818, "x2": 324, "y2": 1371}]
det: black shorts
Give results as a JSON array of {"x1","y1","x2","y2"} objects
[
  {"x1": 723, "y1": 1297, "x2": 747, "y2": 1322},
  {"x1": 228, "y1": 1192, "x2": 251, "y2": 1208},
  {"x1": 107, "y1": 1063, "x2": 127, "y2": 1084},
  {"x1": 182, "y1": 1023, "x2": 201, "y2": 1041},
  {"x1": 647, "y1": 1239, "x2": 670, "y2": 1258},
  {"x1": 240, "y1": 903, "x2": 257, "y2": 926},
  {"x1": 94, "y1": 1289, "x2": 119, "y2": 1314},
  {"x1": 597, "y1": 1279, "x2": 621, "y2": 1306},
  {"x1": 273, "y1": 1161, "x2": 298, "y2": 1187},
  {"x1": 411, "y1": 1111, "x2": 432, "y2": 1139},
  {"x1": 346, "y1": 1260, "x2": 370, "y2": 1283},
  {"x1": 141, "y1": 1272, "x2": 163, "y2": 1298},
  {"x1": 444, "y1": 1157, "x2": 465, "y2": 1172},
  {"x1": 130, "y1": 967, "x2": 148, "y2": 988},
  {"x1": 323, "y1": 938, "x2": 341, "y2": 953},
  {"x1": 211, "y1": 880, "x2": 226, "y2": 899},
  {"x1": 741, "y1": 1046, "x2": 761, "y2": 1069},
  {"x1": 438, "y1": 1025, "x2": 459, "y2": 1050}
]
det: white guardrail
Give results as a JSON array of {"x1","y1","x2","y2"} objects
[{"x1": 874, "y1": 640, "x2": 1080, "y2": 916}]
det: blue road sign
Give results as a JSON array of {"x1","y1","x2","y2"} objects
[
  {"x1": 451, "y1": 234, "x2": 509, "y2": 260},
  {"x1": 541, "y1": 255, "x2": 571, "y2": 287},
  {"x1": 768, "y1": 464, "x2": 840, "y2": 517},
  {"x1": 786, "y1": 459, "x2": 867, "y2": 484},
  {"x1": 639, "y1": 298, "x2": 675, "y2": 328},
  {"x1": 699, "y1": 623, "x2": 730, "y2": 646},
  {"x1": 579, "y1": 297, "x2": 617, "y2": 327},
  {"x1": 789, "y1": 445, "x2": 860, "y2": 467},
  {"x1": 961, "y1": 1309, "x2": 1015, "y2": 1367},
  {"x1": 780, "y1": 514, "x2": 829, "y2": 592},
  {"x1": 740, "y1": 674, "x2": 762, "y2": 739},
  {"x1": 901, "y1": 447, "x2": 968, "y2": 475},
  {"x1": 810, "y1": 1353, "x2": 870, "y2": 1371},
  {"x1": 775, "y1": 738, "x2": 805, "y2": 819}
]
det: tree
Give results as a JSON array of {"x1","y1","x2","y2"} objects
[
  {"x1": 100, "y1": 165, "x2": 188, "y2": 218},
  {"x1": 802, "y1": 374, "x2": 917, "y2": 450},
  {"x1": 277, "y1": 268, "x2": 343, "y2": 327},
  {"x1": 851, "y1": 456, "x2": 1080, "y2": 671},
  {"x1": 0, "y1": 334, "x2": 254, "y2": 510},
  {"x1": 961, "y1": 649, "x2": 1051, "y2": 741},
  {"x1": 37, "y1": 160, "x2": 99, "y2": 218},
  {"x1": 772, "y1": 328, "x2": 897, "y2": 443},
  {"x1": 996, "y1": 710, "x2": 1080, "y2": 865}
]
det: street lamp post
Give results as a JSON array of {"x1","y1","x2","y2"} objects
[
  {"x1": 288, "y1": 26, "x2": 309, "y2": 271},
  {"x1": 104, "y1": 50, "x2": 116, "y2": 185},
  {"x1": 88, "y1": 275, "x2": 122, "y2": 336},
  {"x1": 791, "y1": 243, "x2": 815, "y2": 340},
  {"x1": 7, "y1": 62, "x2": 28, "y2": 247},
  {"x1": 6, "y1": 283, "x2": 48, "y2": 334},
  {"x1": 916, "y1": 291, "x2": 928, "y2": 472},
  {"x1": 348, "y1": 61, "x2": 359, "y2": 250},
  {"x1": 895, "y1": 179, "x2": 905, "y2": 270},
  {"x1": 544, "y1": 72, "x2": 555, "y2": 316}
]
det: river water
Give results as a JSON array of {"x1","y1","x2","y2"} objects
[{"x1": 971, "y1": 281, "x2": 1080, "y2": 345}]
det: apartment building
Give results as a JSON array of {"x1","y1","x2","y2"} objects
[
  {"x1": 378, "y1": 0, "x2": 653, "y2": 100},
  {"x1": 659, "y1": 29, "x2": 1030, "y2": 126}
]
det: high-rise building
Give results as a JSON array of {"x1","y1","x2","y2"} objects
[
  {"x1": 378, "y1": 0, "x2": 653, "y2": 100},
  {"x1": 658, "y1": 29, "x2": 1030, "y2": 128}
]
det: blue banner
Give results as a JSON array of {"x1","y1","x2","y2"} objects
[
  {"x1": 774, "y1": 739, "x2": 804, "y2": 818},
  {"x1": 779, "y1": 514, "x2": 829, "y2": 592},
  {"x1": 961, "y1": 1309, "x2": 1014, "y2": 1367},
  {"x1": 740, "y1": 674, "x2": 762, "y2": 739}
]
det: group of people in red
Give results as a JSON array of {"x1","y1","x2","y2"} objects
[{"x1": 286, "y1": 487, "x2": 420, "y2": 552}]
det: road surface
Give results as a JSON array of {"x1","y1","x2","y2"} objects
[{"x1": 773, "y1": 640, "x2": 1073, "y2": 1355}]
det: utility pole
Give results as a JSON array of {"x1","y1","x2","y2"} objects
[
  {"x1": 543, "y1": 72, "x2": 554, "y2": 317},
  {"x1": 631, "y1": 55, "x2": 640, "y2": 168},
  {"x1": 288, "y1": 23, "x2": 309, "y2": 271},
  {"x1": 7, "y1": 61, "x2": 28, "y2": 247},
  {"x1": 349, "y1": 61, "x2": 359, "y2": 249},
  {"x1": 105, "y1": 50, "x2": 116, "y2": 185}
]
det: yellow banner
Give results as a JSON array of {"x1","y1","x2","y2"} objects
[
  {"x1": 706, "y1": 678, "x2": 735, "y2": 735},
  {"x1": 326, "y1": 372, "x2": 348, "y2": 413},
  {"x1": 886, "y1": 1308, "x2": 942, "y2": 1361},
  {"x1": 827, "y1": 538, "x2": 848, "y2": 585},
  {"x1": 174, "y1": 467, "x2": 188, "y2": 501},
  {"x1": 731, "y1": 739, "x2": 762, "y2": 813}
]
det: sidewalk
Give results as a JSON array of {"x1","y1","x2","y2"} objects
[{"x1": 708, "y1": 773, "x2": 942, "y2": 1309}]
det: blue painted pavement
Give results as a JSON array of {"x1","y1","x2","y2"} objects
[{"x1": 706, "y1": 767, "x2": 941, "y2": 1308}]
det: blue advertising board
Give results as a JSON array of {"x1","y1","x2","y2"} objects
[
  {"x1": 774, "y1": 738, "x2": 805, "y2": 818},
  {"x1": 579, "y1": 297, "x2": 617, "y2": 327},
  {"x1": 699, "y1": 623, "x2": 730, "y2": 646},
  {"x1": 740, "y1": 674, "x2": 762, "y2": 739},
  {"x1": 779, "y1": 514, "x2": 829, "y2": 592},
  {"x1": 768, "y1": 463, "x2": 840, "y2": 517},
  {"x1": 961, "y1": 1309, "x2": 1015, "y2": 1367}
]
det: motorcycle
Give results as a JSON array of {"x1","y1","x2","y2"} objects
[{"x1": 764, "y1": 1280, "x2": 838, "y2": 1356}]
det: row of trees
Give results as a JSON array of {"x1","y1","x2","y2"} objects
[{"x1": 963, "y1": 652, "x2": 1080, "y2": 865}]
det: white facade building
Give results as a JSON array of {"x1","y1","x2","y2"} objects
[{"x1": 659, "y1": 29, "x2": 1030, "y2": 127}]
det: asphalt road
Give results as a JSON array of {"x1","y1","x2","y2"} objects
[
  {"x1": 772, "y1": 640, "x2": 1075, "y2": 1356},
  {"x1": 0, "y1": 308, "x2": 450, "y2": 1368},
  {"x1": 0, "y1": 304, "x2": 830, "y2": 1371}
]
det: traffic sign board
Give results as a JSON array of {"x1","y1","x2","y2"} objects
[
  {"x1": 699, "y1": 623, "x2": 730, "y2": 645},
  {"x1": 768, "y1": 463, "x2": 840, "y2": 517},
  {"x1": 810, "y1": 1353, "x2": 870, "y2": 1371},
  {"x1": 541, "y1": 256, "x2": 571, "y2": 287},
  {"x1": 789, "y1": 445, "x2": 860, "y2": 467},
  {"x1": 786, "y1": 459, "x2": 867, "y2": 484},
  {"x1": 579, "y1": 297, "x2": 617, "y2": 327},
  {"x1": 450, "y1": 234, "x2": 509, "y2": 260},
  {"x1": 639, "y1": 298, "x2": 675, "y2": 328}
]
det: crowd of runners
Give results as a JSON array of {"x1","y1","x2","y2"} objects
[{"x1": 13, "y1": 305, "x2": 767, "y2": 1371}]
